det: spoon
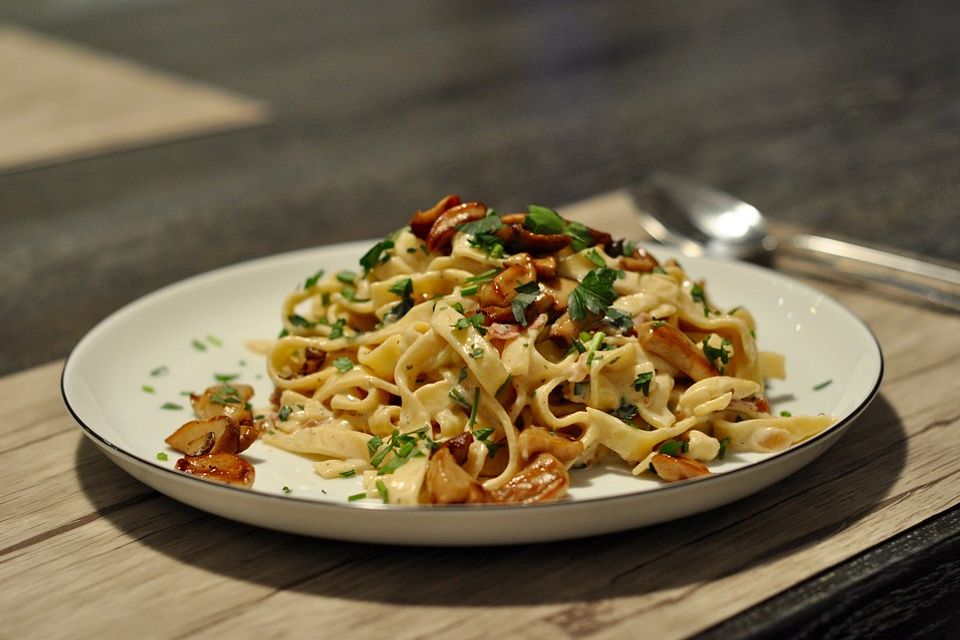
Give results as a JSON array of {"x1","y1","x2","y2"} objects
[{"x1": 631, "y1": 172, "x2": 960, "y2": 311}]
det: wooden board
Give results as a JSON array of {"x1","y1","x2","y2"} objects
[
  {"x1": 0, "y1": 24, "x2": 268, "y2": 172},
  {"x1": 1, "y1": 192, "x2": 958, "y2": 638}
]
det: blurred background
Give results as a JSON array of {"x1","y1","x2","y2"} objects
[{"x1": 1, "y1": 0, "x2": 958, "y2": 375}]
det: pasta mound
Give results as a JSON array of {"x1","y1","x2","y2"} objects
[{"x1": 261, "y1": 196, "x2": 834, "y2": 504}]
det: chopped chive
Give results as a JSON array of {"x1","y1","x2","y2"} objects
[
  {"x1": 191, "y1": 339, "x2": 207, "y2": 352},
  {"x1": 496, "y1": 373, "x2": 513, "y2": 397},
  {"x1": 339, "y1": 470, "x2": 357, "y2": 478},
  {"x1": 156, "y1": 452, "x2": 168, "y2": 461},
  {"x1": 466, "y1": 386, "x2": 480, "y2": 429},
  {"x1": 780, "y1": 410, "x2": 792, "y2": 417},
  {"x1": 464, "y1": 268, "x2": 501, "y2": 283},
  {"x1": 141, "y1": 385, "x2": 155, "y2": 394},
  {"x1": 348, "y1": 492, "x2": 368, "y2": 502},
  {"x1": 160, "y1": 402, "x2": 183, "y2": 410},
  {"x1": 813, "y1": 379, "x2": 833, "y2": 391},
  {"x1": 179, "y1": 390, "x2": 195, "y2": 397},
  {"x1": 207, "y1": 334, "x2": 223, "y2": 347},
  {"x1": 375, "y1": 480, "x2": 389, "y2": 503},
  {"x1": 461, "y1": 285, "x2": 479, "y2": 296},
  {"x1": 149, "y1": 365, "x2": 169, "y2": 377},
  {"x1": 214, "y1": 373, "x2": 239, "y2": 382},
  {"x1": 303, "y1": 269, "x2": 325, "y2": 289},
  {"x1": 282, "y1": 486, "x2": 292, "y2": 494},
  {"x1": 718, "y1": 436, "x2": 731, "y2": 459}
]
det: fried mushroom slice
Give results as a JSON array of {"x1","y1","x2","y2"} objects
[
  {"x1": 426, "y1": 447, "x2": 486, "y2": 504},
  {"x1": 410, "y1": 194, "x2": 461, "y2": 240},
  {"x1": 487, "y1": 453, "x2": 570, "y2": 504},
  {"x1": 639, "y1": 322, "x2": 718, "y2": 381},
  {"x1": 176, "y1": 452, "x2": 256, "y2": 487},
  {"x1": 650, "y1": 453, "x2": 710, "y2": 482},
  {"x1": 517, "y1": 427, "x2": 584, "y2": 465},
  {"x1": 191, "y1": 383, "x2": 254, "y2": 424},
  {"x1": 425, "y1": 201, "x2": 487, "y2": 253},
  {"x1": 165, "y1": 416, "x2": 240, "y2": 456}
]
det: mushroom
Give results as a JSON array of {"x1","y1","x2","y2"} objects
[
  {"x1": 649, "y1": 453, "x2": 710, "y2": 482},
  {"x1": 165, "y1": 416, "x2": 240, "y2": 456},
  {"x1": 190, "y1": 383, "x2": 255, "y2": 424},
  {"x1": 410, "y1": 194, "x2": 461, "y2": 240},
  {"x1": 638, "y1": 322, "x2": 718, "y2": 381},
  {"x1": 425, "y1": 447, "x2": 486, "y2": 504},
  {"x1": 517, "y1": 427, "x2": 584, "y2": 465},
  {"x1": 487, "y1": 453, "x2": 570, "y2": 504},
  {"x1": 425, "y1": 201, "x2": 487, "y2": 253},
  {"x1": 175, "y1": 452, "x2": 256, "y2": 487}
]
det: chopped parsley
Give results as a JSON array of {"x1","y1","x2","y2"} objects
[
  {"x1": 156, "y1": 452, "x2": 168, "y2": 461},
  {"x1": 495, "y1": 373, "x2": 513, "y2": 397},
  {"x1": 585, "y1": 248, "x2": 607, "y2": 268},
  {"x1": 160, "y1": 402, "x2": 183, "y2": 410},
  {"x1": 388, "y1": 277, "x2": 415, "y2": 319},
  {"x1": 328, "y1": 318, "x2": 348, "y2": 339},
  {"x1": 336, "y1": 270, "x2": 358, "y2": 284},
  {"x1": 658, "y1": 440, "x2": 683, "y2": 456},
  {"x1": 510, "y1": 281, "x2": 541, "y2": 324},
  {"x1": 702, "y1": 337, "x2": 732, "y2": 373},
  {"x1": 278, "y1": 405, "x2": 293, "y2": 421},
  {"x1": 149, "y1": 365, "x2": 169, "y2": 377},
  {"x1": 813, "y1": 379, "x2": 833, "y2": 391},
  {"x1": 780, "y1": 410, "x2": 792, "y2": 417},
  {"x1": 718, "y1": 436, "x2": 731, "y2": 459},
  {"x1": 633, "y1": 371, "x2": 654, "y2": 395},
  {"x1": 566, "y1": 221, "x2": 594, "y2": 252},
  {"x1": 282, "y1": 486, "x2": 292, "y2": 494},
  {"x1": 469, "y1": 346, "x2": 485, "y2": 360},
  {"x1": 604, "y1": 307, "x2": 633, "y2": 332},
  {"x1": 214, "y1": 373, "x2": 239, "y2": 383},
  {"x1": 472, "y1": 427, "x2": 500, "y2": 457},
  {"x1": 332, "y1": 357, "x2": 355, "y2": 373},
  {"x1": 368, "y1": 427, "x2": 433, "y2": 475},
  {"x1": 611, "y1": 399, "x2": 639, "y2": 424},
  {"x1": 458, "y1": 211, "x2": 504, "y2": 256},
  {"x1": 691, "y1": 282, "x2": 710, "y2": 316},
  {"x1": 303, "y1": 269, "x2": 325, "y2": 288},
  {"x1": 569, "y1": 267, "x2": 620, "y2": 321},
  {"x1": 453, "y1": 313, "x2": 487, "y2": 335},
  {"x1": 288, "y1": 314, "x2": 316, "y2": 328},
  {"x1": 360, "y1": 238, "x2": 395, "y2": 273},
  {"x1": 524, "y1": 205, "x2": 593, "y2": 250}
]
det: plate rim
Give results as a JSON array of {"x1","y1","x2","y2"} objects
[{"x1": 60, "y1": 241, "x2": 885, "y2": 516}]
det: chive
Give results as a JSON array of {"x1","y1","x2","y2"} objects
[
  {"x1": 464, "y1": 268, "x2": 501, "y2": 283},
  {"x1": 466, "y1": 387, "x2": 480, "y2": 429},
  {"x1": 336, "y1": 270, "x2": 358, "y2": 284},
  {"x1": 813, "y1": 379, "x2": 833, "y2": 391},
  {"x1": 214, "y1": 373, "x2": 239, "y2": 382},
  {"x1": 279, "y1": 405, "x2": 292, "y2": 421},
  {"x1": 303, "y1": 269, "x2": 325, "y2": 288},
  {"x1": 448, "y1": 386, "x2": 471, "y2": 410},
  {"x1": 149, "y1": 365, "x2": 169, "y2": 377},
  {"x1": 141, "y1": 385, "x2": 155, "y2": 394},
  {"x1": 495, "y1": 373, "x2": 513, "y2": 397},
  {"x1": 160, "y1": 402, "x2": 183, "y2": 410},
  {"x1": 332, "y1": 357, "x2": 354, "y2": 373},
  {"x1": 207, "y1": 334, "x2": 223, "y2": 347},
  {"x1": 458, "y1": 367, "x2": 468, "y2": 383},
  {"x1": 191, "y1": 339, "x2": 207, "y2": 352},
  {"x1": 375, "y1": 480, "x2": 389, "y2": 503},
  {"x1": 718, "y1": 436, "x2": 731, "y2": 459},
  {"x1": 339, "y1": 470, "x2": 357, "y2": 478},
  {"x1": 156, "y1": 452, "x2": 168, "y2": 461},
  {"x1": 348, "y1": 492, "x2": 368, "y2": 502},
  {"x1": 461, "y1": 285, "x2": 479, "y2": 296},
  {"x1": 406, "y1": 247, "x2": 417, "y2": 253}
]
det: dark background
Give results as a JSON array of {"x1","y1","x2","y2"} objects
[{"x1": 2, "y1": 0, "x2": 958, "y2": 373}]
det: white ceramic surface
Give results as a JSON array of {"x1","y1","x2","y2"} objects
[{"x1": 62, "y1": 241, "x2": 883, "y2": 545}]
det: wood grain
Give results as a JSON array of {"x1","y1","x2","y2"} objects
[
  {"x1": 1, "y1": 195, "x2": 958, "y2": 639},
  {"x1": 0, "y1": 24, "x2": 268, "y2": 171}
]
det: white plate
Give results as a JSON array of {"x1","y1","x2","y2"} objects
[{"x1": 62, "y1": 241, "x2": 882, "y2": 545}]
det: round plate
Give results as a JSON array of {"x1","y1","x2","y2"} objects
[{"x1": 62, "y1": 241, "x2": 883, "y2": 545}]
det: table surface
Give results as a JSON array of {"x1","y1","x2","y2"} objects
[{"x1": 2, "y1": 1, "x2": 959, "y2": 637}]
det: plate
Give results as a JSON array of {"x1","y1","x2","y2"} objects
[{"x1": 62, "y1": 240, "x2": 883, "y2": 545}]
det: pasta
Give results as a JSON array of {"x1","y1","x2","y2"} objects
[{"x1": 257, "y1": 196, "x2": 834, "y2": 504}]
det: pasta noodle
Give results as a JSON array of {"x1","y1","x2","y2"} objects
[{"x1": 256, "y1": 196, "x2": 834, "y2": 504}]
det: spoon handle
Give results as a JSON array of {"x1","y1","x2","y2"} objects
[{"x1": 786, "y1": 233, "x2": 960, "y2": 311}]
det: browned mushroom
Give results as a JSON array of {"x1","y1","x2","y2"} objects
[
  {"x1": 297, "y1": 347, "x2": 326, "y2": 376},
  {"x1": 438, "y1": 431, "x2": 474, "y2": 466},
  {"x1": 619, "y1": 246, "x2": 660, "y2": 273},
  {"x1": 425, "y1": 447, "x2": 487, "y2": 504},
  {"x1": 517, "y1": 427, "x2": 583, "y2": 464},
  {"x1": 191, "y1": 383, "x2": 254, "y2": 424},
  {"x1": 410, "y1": 194, "x2": 461, "y2": 240},
  {"x1": 165, "y1": 416, "x2": 241, "y2": 456},
  {"x1": 496, "y1": 224, "x2": 571, "y2": 254},
  {"x1": 425, "y1": 201, "x2": 488, "y2": 253},
  {"x1": 176, "y1": 452, "x2": 256, "y2": 487},
  {"x1": 531, "y1": 256, "x2": 558, "y2": 279},
  {"x1": 638, "y1": 323, "x2": 718, "y2": 381},
  {"x1": 650, "y1": 453, "x2": 710, "y2": 482},
  {"x1": 487, "y1": 453, "x2": 569, "y2": 504}
]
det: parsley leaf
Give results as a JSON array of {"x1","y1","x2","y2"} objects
[
  {"x1": 453, "y1": 313, "x2": 487, "y2": 335},
  {"x1": 336, "y1": 270, "x2": 357, "y2": 284},
  {"x1": 585, "y1": 248, "x2": 607, "y2": 268},
  {"x1": 303, "y1": 269, "x2": 325, "y2": 289},
  {"x1": 718, "y1": 436, "x2": 731, "y2": 459},
  {"x1": 332, "y1": 357, "x2": 355, "y2": 373},
  {"x1": 524, "y1": 205, "x2": 565, "y2": 234},
  {"x1": 566, "y1": 221, "x2": 594, "y2": 252},
  {"x1": 278, "y1": 405, "x2": 293, "y2": 421},
  {"x1": 604, "y1": 307, "x2": 633, "y2": 332},
  {"x1": 611, "y1": 399, "x2": 639, "y2": 424},
  {"x1": 569, "y1": 268, "x2": 620, "y2": 321},
  {"x1": 633, "y1": 371, "x2": 654, "y2": 395},
  {"x1": 360, "y1": 239, "x2": 395, "y2": 273},
  {"x1": 387, "y1": 277, "x2": 415, "y2": 319},
  {"x1": 658, "y1": 440, "x2": 683, "y2": 456},
  {"x1": 691, "y1": 282, "x2": 710, "y2": 316},
  {"x1": 458, "y1": 211, "x2": 505, "y2": 256},
  {"x1": 510, "y1": 281, "x2": 541, "y2": 324},
  {"x1": 702, "y1": 337, "x2": 732, "y2": 372}
]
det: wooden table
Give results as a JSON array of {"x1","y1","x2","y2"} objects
[{"x1": 2, "y1": 2, "x2": 960, "y2": 637}]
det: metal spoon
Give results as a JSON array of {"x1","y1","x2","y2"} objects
[{"x1": 631, "y1": 172, "x2": 960, "y2": 311}]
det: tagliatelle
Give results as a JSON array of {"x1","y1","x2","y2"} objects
[{"x1": 258, "y1": 196, "x2": 834, "y2": 504}]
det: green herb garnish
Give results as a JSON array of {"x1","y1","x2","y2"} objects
[
  {"x1": 375, "y1": 480, "x2": 389, "y2": 502},
  {"x1": 453, "y1": 313, "x2": 487, "y2": 335},
  {"x1": 569, "y1": 267, "x2": 620, "y2": 321},
  {"x1": 360, "y1": 239, "x2": 395, "y2": 273},
  {"x1": 633, "y1": 371, "x2": 654, "y2": 395},
  {"x1": 160, "y1": 402, "x2": 183, "y2": 410},
  {"x1": 691, "y1": 283, "x2": 710, "y2": 316},
  {"x1": 279, "y1": 405, "x2": 293, "y2": 421},
  {"x1": 149, "y1": 365, "x2": 169, "y2": 377},
  {"x1": 611, "y1": 399, "x2": 639, "y2": 424},
  {"x1": 658, "y1": 440, "x2": 683, "y2": 456},
  {"x1": 813, "y1": 379, "x2": 833, "y2": 391},
  {"x1": 191, "y1": 339, "x2": 207, "y2": 352},
  {"x1": 156, "y1": 452, "x2": 168, "y2": 461},
  {"x1": 585, "y1": 248, "x2": 606, "y2": 268},
  {"x1": 348, "y1": 492, "x2": 368, "y2": 502},
  {"x1": 214, "y1": 373, "x2": 239, "y2": 383},
  {"x1": 339, "y1": 470, "x2": 357, "y2": 478},
  {"x1": 141, "y1": 385, "x2": 155, "y2": 394},
  {"x1": 510, "y1": 281, "x2": 541, "y2": 324},
  {"x1": 332, "y1": 357, "x2": 355, "y2": 373},
  {"x1": 495, "y1": 373, "x2": 513, "y2": 397},
  {"x1": 718, "y1": 436, "x2": 731, "y2": 459},
  {"x1": 282, "y1": 486, "x2": 292, "y2": 494},
  {"x1": 303, "y1": 269, "x2": 325, "y2": 288}
]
